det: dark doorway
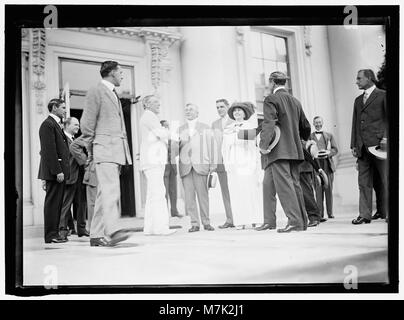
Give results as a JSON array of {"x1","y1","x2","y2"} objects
[{"x1": 119, "y1": 98, "x2": 136, "y2": 217}]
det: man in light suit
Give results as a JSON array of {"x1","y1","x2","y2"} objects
[
  {"x1": 310, "y1": 116, "x2": 338, "y2": 219},
  {"x1": 178, "y1": 103, "x2": 216, "y2": 232},
  {"x1": 257, "y1": 71, "x2": 311, "y2": 233},
  {"x1": 351, "y1": 69, "x2": 388, "y2": 224},
  {"x1": 80, "y1": 60, "x2": 134, "y2": 246},
  {"x1": 211, "y1": 99, "x2": 234, "y2": 228},
  {"x1": 59, "y1": 117, "x2": 89, "y2": 239},
  {"x1": 139, "y1": 95, "x2": 176, "y2": 235},
  {"x1": 38, "y1": 99, "x2": 70, "y2": 243}
]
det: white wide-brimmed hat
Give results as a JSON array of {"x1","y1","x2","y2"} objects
[
  {"x1": 368, "y1": 145, "x2": 387, "y2": 160},
  {"x1": 257, "y1": 125, "x2": 281, "y2": 153}
]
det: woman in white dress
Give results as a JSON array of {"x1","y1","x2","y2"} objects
[{"x1": 222, "y1": 102, "x2": 263, "y2": 230}]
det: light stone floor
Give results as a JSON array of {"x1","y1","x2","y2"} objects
[{"x1": 23, "y1": 206, "x2": 388, "y2": 286}]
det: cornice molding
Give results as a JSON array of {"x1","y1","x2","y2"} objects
[{"x1": 70, "y1": 27, "x2": 182, "y2": 45}]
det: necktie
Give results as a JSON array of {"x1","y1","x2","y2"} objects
[
  {"x1": 112, "y1": 88, "x2": 120, "y2": 103},
  {"x1": 363, "y1": 91, "x2": 369, "y2": 104}
]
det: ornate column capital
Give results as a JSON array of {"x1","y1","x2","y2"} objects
[{"x1": 139, "y1": 28, "x2": 182, "y2": 91}]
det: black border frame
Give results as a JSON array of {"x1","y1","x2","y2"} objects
[{"x1": 4, "y1": 4, "x2": 399, "y2": 296}]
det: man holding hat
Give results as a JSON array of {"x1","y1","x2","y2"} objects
[
  {"x1": 310, "y1": 116, "x2": 338, "y2": 220},
  {"x1": 350, "y1": 69, "x2": 388, "y2": 224},
  {"x1": 256, "y1": 71, "x2": 311, "y2": 233}
]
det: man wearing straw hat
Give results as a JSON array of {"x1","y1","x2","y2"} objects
[{"x1": 350, "y1": 69, "x2": 388, "y2": 224}]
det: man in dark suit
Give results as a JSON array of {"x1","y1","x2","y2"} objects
[
  {"x1": 59, "y1": 117, "x2": 89, "y2": 239},
  {"x1": 38, "y1": 99, "x2": 70, "y2": 243},
  {"x1": 351, "y1": 69, "x2": 388, "y2": 224},
  {"x1": 211, "y1": 99, "x2": 234, "y2": 229},
  {"x1": 160, "y1": 120, "x2": 182, "y2": 218},
  {"x1": 310, "y1": 116, "x2": 338, "y2": 219},
  {"x1": 256, "y1": 71, "x2": 311, "y2": 233}
]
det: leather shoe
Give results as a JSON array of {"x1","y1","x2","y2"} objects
[
  {"x1": 352, "y1": 216, "x2": 371, "y2": 225},
  {"x1": 218, "y1": 222, "x2": 235, "y2": 229},
  {"x1": 188, "y1": 226, "x2": 200, "y2": 233},
  {"x1": 108, "y1": 229, "x2": 133, "y2": 246},
  {"x1": 328, "y1": 215, "x2": 335, "y2": 219},
  {"x1": 171, "y1": 213, "x2": 183, "y2": 218},
  {"x1": 320, "y1": 218, "x2": 327, "y2": 223},
  {"x1": 45, "y1": 237, "x2": 68, "y2": 244},
  {"x1": 371, "y1": 212, "x2": 385, "y2": 220},
  {"x1": 255, "y1": 223, "x2": 276, "y2": 231},
  {"x1": 78, "y1": 230, "x2": 90, "y2": 237},
  {"x1": 277, "y1": 225, "x2": 304, "y2": 233},
  {"x1": 203, "y1": 224, "x2": 215, "y2": 231},
  {"x1": 90, "y1": 237, "x2": 110, "y2": 247},
  {"x1": 308, "y1": 220, "x2": 320, "y2": 227}
]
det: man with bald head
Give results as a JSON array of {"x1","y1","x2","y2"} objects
[
  {"x1": 178, "y1": 103, "x2": 216, "y2": 232},
  {"x1": 59, "y1": 117, "x2": 89, "y2": 239}
]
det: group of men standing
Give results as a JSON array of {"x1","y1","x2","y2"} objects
[{"x1": 38, "y1": 60, "x2": 388, "y2": 244}]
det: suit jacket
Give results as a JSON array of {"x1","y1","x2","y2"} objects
[
  {"x1": 139, "y1": 109, "x2": 168, "y2": 171},
  {"x1": 350, "y1": 87, "x2": 387, "y2": 158},
  {"x1": 177, "y1": 121, "x2": 217, "y2": 178},
  {"x1": 310, "y1": 131, "x2": 338, "y2": 173},
  {"x1": 260, "y1": 88, "x2": 311, "y2": 170},
  {"x1": 70, "y1": 135, "x2": 97, "y2": 187},
  {"x1": 80, "y1": 81, "x2": 132, "y2": 165},
  {"x1": 211, "y1": 117, "x2": 234, "y2": 172},
  {"x1": 37, "y1": 115, "x2": 70, "y2": 181},
  {"x1": 64, "y1": 135, "x2": 80, "y2": 185}
]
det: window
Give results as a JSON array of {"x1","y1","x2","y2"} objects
[{"x1": 251, "y1": 31, "x2": 292, "y2": 114}]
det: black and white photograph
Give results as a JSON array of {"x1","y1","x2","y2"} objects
[{"x1": 3, "y1": 2, "x2": 399, "y2": 299}]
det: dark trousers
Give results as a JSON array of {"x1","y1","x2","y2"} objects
[
  {"x1": 358, "y1": 146, "x2": 388, "y2": 220},
  {"x1": 164, "y1": 166, "x2": 179, "y2": 216},
  {"x1": 263, "y1": 160, "x2": 308, "y2": 229},
  {"x1": 300, "y1": 172, "x2": 321, "y2": 223},
  {"x1": 73, "y1": 175, "x2": 87, "y2": 232},
  {"x1": 373, "y1": 167, "x2": 386, "y2": 217},
  {"x1": 44, "y1": 180, "x2": 65, "y2": 242},
  {"x1": 217, "y1": 170, "x2": 233, "y2": 224},
  {"x1": 59, "y1": 181, "x2": 87, "y2": 234}
]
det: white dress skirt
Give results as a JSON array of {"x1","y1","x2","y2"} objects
[{"x1": 222, "y1": 120, "x2": 264, "y2": 227}]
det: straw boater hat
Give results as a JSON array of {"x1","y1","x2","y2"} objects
[
  {"x1": 257, "y1": 125, "x2": 281, "y2": 153},
  {"x1": 227, "y1": 102, "x2": 253, "y2": 120},
  {"x1": 368, "y1": 145, "x2": 387, "y2": 160}
]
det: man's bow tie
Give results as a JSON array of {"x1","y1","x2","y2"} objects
[{"x1": 315, "y1": 131, "x2": 323, "y2": 134}]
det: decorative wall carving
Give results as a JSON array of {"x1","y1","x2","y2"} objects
[
  {"x1": 138, "y1": 29, "x2": 182, "y2": 91},
  {"x1": 31, "y1": 28, "x2": 46, "y2": 113},
  {"x1": 303, "y1": 26, "x2": 312, "y2": 56},
  {"x1": 236, "y1": 26, "x2": 245, "y2": 45}
]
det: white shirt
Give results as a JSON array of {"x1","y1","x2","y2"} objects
[
  {"x1": 187, "y1": 118, "x2": 198, "y2": 136},
  {"x1": 64, "y1": 131, "x2": 74, "y2": 141},
  {"x1": 221, "y1": 115, "x2": 229, "y2": 129},
  {"x1": 274, "y1": 86, "x2": 286, "y2": 94},
  {"x1": 49, "y1": 113, "x2": 62, "y2": 126},
  {"x1": 364, "y1": 84, "x2": 376, "y2": 99}
]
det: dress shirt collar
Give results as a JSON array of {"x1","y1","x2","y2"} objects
[
  {"x1": 274, "y1": 86, "x2": 286, "y2": 94},
  {"x1": 364, "y1": 84, "x2": 376, "y2": 97},
  {"x1": 186, "y1": 118, "x2": 198, "y2": 127},
  {"x1": 49, "y1": 113, "x2": 62, "y2": 125},
  {"x1": 64, "y1": 131, "x2": 74, "y2": 141},
  {"x1": 101, "y1": 79, "x2": 116, "y2": 92},
  {"x1": 221, "y1": 115, "x2": 229, "y2": 126}
]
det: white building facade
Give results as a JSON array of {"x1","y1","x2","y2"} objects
[{"x1": 21, "y1": 25, "x2": 386, "y2": 226}]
